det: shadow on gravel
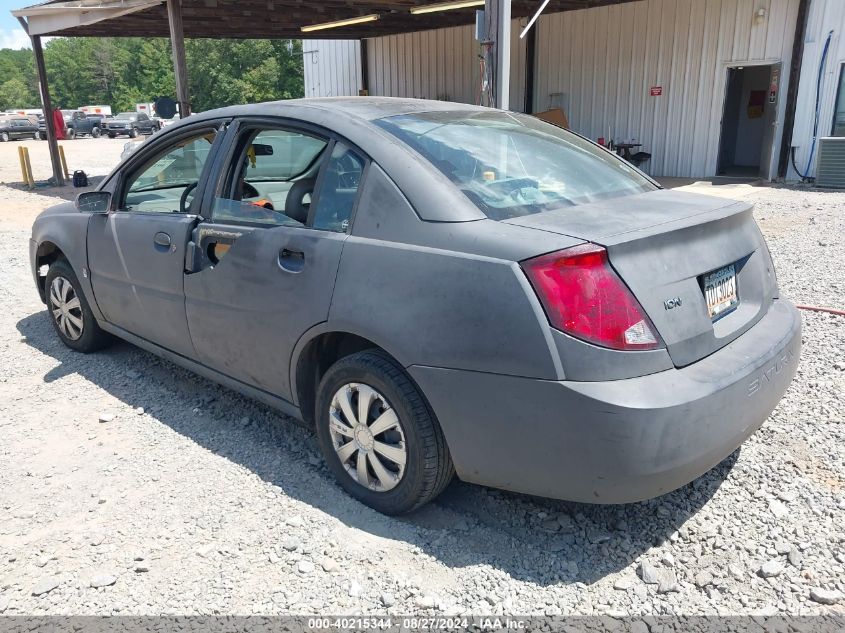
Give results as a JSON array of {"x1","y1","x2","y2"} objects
[{"x1": 18, "y1": 310, "x2": 736, "y2": 587}]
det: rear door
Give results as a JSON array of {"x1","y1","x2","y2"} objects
[
  {"x1": 184, "y1": 119, "x2": 367, "y2": 401},
  {"x1": 87, "y1": 123, "x2": 225, "y2": 358}
]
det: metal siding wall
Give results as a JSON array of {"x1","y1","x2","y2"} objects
[
  {"x1": 365, "y1": 19, "x2": 527, "y2": 111},
  {"x1": 368, "y1": 25, "x2": 478, "y2": 103},
  {"x1": 303, "y1": 40, "x2": 362, "y2": 98},
  {"x1": 535, "y1": 0, "x2": 800, "y2": 178},
  {"x1": 789, "y1": 0, "x2": 845, "y2": 179}
]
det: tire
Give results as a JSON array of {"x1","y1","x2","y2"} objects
[
  {"x1": 39, "y1": 132, "x2": 46, "y2": 140},
  {"x1": 108, "y1": 133, "x2": 116, "y2": 139},
  {"x1": 315, "y1": 350, "x2": 453, "y2": 515},
  {"x1": 33, "y1": 132, "x2": 39, "y2": 140},
  {"x1": 0, "y1": 132, "x2": 8, "y2": 142},
  {"x1": 92, "y1": 126, "x2": 101, "y2": 138},
  {"x1": 129, "y1": 127, "x2": 139, "y2": 138},
  {"x1": 67, "y1": 127, "x2": 76, "y2": 140},
  {"x1": 45, "y1": 258, "x2": 112, "y2": 353}
]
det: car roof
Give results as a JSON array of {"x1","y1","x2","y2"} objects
[{"x1": 192, "y1": 97, "x2": 488, "y2": 125}]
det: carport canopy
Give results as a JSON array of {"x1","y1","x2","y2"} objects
[{"x1": 11, "y1": 0, "x2": 639, "y2": 184}]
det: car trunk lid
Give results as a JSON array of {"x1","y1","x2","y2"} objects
[{"x1": 504, "y1": 189, "x2": 778, "y2": 367}]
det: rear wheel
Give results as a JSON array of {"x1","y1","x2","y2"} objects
[
  {"x1": 45, "y1": 259, "x2": 112, "y2": 353},
  {"x1": 67, "y1": 127, "x2": 76, "y2": 140},
  {"x1": 92, "y1": 126, "x2": 101, "y2": 138},
  {"x1": 315, "y1": 350, "x2": 453, "y2": 515},
  {"x1": 0, "y1": 132, "x2": 8, "y2": 142},
  {"x1": 32, "y1": 132, "x2": 39, "y2": 140}
]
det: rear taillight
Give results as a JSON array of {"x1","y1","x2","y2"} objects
[{"x1": 522, "y1": 244, "x2": 662, "y2": 351}]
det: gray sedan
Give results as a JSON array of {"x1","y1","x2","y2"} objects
[{"x1": 29, "y1": 98, "x2": 801, "y2": 515}]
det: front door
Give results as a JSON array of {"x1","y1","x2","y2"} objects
[
  {"x1": 184, "y1": 123, "x2": 367, "y2": 402},
  {"x1": 87, "y1": 127, "x2": 222, "y2": 357}
]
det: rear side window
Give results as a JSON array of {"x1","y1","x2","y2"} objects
[
  {"x1": 375, "y1": 111, "x2": 656, "y2": 220},
  {"x1": 312, "y1": 143, "x2": 365, "y2": 232}
]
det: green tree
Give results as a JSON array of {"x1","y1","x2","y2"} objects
[
  {"x1": 2, "y1": 36, "x2": 305, "y2": 114},
  {"x1": 0, "y1": 76, "x2": 34, "y2": 109}
]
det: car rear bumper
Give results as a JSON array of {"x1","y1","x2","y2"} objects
[{"x1": 409, "y1": 298, "x2": 801, "y2": 504}]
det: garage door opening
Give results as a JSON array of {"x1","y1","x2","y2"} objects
[{"x1": 717, "y1": 64, "x2": 780, "y2": 179}]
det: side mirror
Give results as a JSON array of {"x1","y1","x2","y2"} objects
[
  {"x1": 75, "y1": 191, "x2": 111, "y2": 213},
  {"x1": 250, "y1": 143, "x2": 274, "y2": 156}
]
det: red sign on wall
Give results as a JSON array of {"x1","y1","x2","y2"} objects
[{"x1": 650, "y1": 86, "x2": 663, "y2": 96}]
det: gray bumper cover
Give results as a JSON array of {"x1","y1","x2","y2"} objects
[{"x1": 410, "y1": 299, "x2": 801, "y2": 504}]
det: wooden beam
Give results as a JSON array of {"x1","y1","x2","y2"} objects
[
  {"x1": 167, "y1": 0, "x2": 191, "y2": 117},
  {"x1": 360, "y1": 38, "x2": 370, "y2": 94},
  {"x1": 31, "y1": 34, "x2": 64, "y2": 186},
  {"x1": 524, "y1": 19, "x2": 536, "y2": 113},
  {"x1": 778, "y1": 0, "x2": 812, "y2": 179}
]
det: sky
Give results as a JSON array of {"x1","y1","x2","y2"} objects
[{"x1": 0, "y1": 0, "x2": 34, "y2": 50}]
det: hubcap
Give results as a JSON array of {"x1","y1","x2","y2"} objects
[
  {"x1": 49, "y1": 276, "x2": 83, "y2": 341},
  {"x1": 328, "y1": 383, "x2": 406, "y2": 492}
]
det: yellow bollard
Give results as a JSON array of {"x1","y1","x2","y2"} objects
[
  {"x1": 58, "y1": 145, "x2": 70, "y2": 182},
  {"x1": 18, "y1": 146, "x2": 34, "y2": 189}
]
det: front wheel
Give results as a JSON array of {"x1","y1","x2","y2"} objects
[
  {"x1": 67, "y1": 128, "x2": 76, "y2": 140},
  {"x1": 33, "y1": 132, "x2": 39, "y2": 140},
  {"x1": 0, "y1": 132, "x2": 8, "y2": 142},
  {"x1": 315, "y1": 350, "x2": 454, "y2": 515},
  {"x1": 129, "y1": 127, "x2": 139, "y2": 138},
  {"x1": 45, "y1": 259, "x2": 112, "y2": 353},
  {"x1": 92, "y1": 126, "x2": 101, "y2": 138}
]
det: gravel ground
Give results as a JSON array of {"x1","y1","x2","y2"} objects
[{"x1": 0, "y1": 162, "x2": 843, "y2": 616}]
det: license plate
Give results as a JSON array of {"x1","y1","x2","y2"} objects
[{"x1": 703, "y1": 264, "x2": 738, "y2": 319}]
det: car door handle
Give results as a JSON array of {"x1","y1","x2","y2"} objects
[
  {"x1": 154, "y1": 231, "x2": 172, "y2": 248},
  {"x1": 278, "y1": 248, "x2": 305, "y2": 273}
]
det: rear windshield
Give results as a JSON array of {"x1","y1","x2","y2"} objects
[{"x1": 375, "y1": 111, "x2": 656, "y2": 220}]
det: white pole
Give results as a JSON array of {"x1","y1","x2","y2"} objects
[
  {"x1": 519, "y1": 0, "x2": 550, "y2": 39},
  {"x1": 496, "y1": 0, "x2": 511, "y2": 110}
]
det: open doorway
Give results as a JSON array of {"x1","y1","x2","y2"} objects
[{"x1": 717, "y1": 64, "x2": 779, "y2": 178}]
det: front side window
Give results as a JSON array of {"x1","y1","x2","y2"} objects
[
  {"x1": 375, "y1": 111, "x2": 656, "y2": 220},
  {"x1": 212, "y1": 128, "x2": 328, "y2": 227},
  {"x1": 123, "y1": 131, "x2": 216, "y2": 213},
  {"x1": 833, "y1": 65, "x2": 845, "y2": 137}
]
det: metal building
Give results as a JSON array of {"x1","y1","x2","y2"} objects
[{"x1": 304, "y1": 0, "x2": 845, "y2": 182}]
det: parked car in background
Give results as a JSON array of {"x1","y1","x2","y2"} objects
[
  {"x1": 105, "y1": 111, "x2": 159, "y2": 138},
  {"x1": 29, "y1": 98, "x2": 801, "y2": 515},
  {"x1": 66, "y1": 111, "x2": 103, "y2": 138},
  {"x1": 1, "y1": 116, "x2": 39, "y2": 141}
]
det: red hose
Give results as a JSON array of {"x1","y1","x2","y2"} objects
[{"x1": 796, "y1": 304, "x2": 845, "y2": 317}]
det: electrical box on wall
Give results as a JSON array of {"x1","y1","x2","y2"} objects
[{"x1": 475, "y1": 10, "x2": 485, "y2": 41}]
